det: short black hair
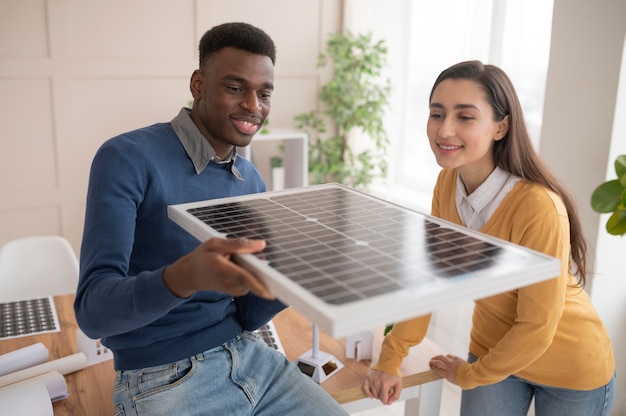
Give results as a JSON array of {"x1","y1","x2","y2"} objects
[{"x1": 198, "y1": 22, "x2": 276, "y2": 68}]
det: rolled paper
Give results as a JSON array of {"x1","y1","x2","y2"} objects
[
  {"x1": 0, "y1": 352, "x2": 87, "y2": 388},
  {"x1": 0, "y1": 370, "x2": 68, "y2": 402},
  {"x1": 0, "y1": 380, "x2": 53, "y2": 416},
  {"x1": 0, "y1": 342, "x2": 49, "y2": 376}
]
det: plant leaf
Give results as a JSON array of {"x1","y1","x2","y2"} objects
[
  {"x1": 294, "y1": 30, "x2": 389, "y2": 190},
  {"x1": 591, "y1": 180, "x2": 624, "y2": 213},
  {"x1": 616, "y1": 155, "x2": 626, "y2": 187},
  {"x1": 606, "y1": 205, "x2": 626, "y2": 235}
]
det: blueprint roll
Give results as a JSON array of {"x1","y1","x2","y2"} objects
[
  {"x1": 0, "y1": 342, "x2": 49, "y2": 376},
  {"x1": 0, "y1": 381, "x2": 53, "y2": 416},
  {"x1": 0, "y1": 370, "x2": 68, "y2": 402},
  {"x1": 0, "y1": 352, "x2": 87, "y2": 388}
]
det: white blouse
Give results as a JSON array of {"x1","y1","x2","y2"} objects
[{"x1": 455, "y1": 166, "x2": 521, "y2": 231}]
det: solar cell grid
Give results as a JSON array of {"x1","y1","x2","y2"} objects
[
  {"x1": 187, "y1": 187, "x2": 507, "y2": 305},
  {"x1": 0, "y1": 297, "x2": 60, "y2": 340},
  {"x1": 170, "y1": 183, "x2": 560, "y2": 337}
]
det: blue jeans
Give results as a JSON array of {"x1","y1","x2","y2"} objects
[
  {"x1": 112, "y1": 331, "x2": 348, "y2": 416},
  {"x1": 461, "y1": 352, "x2": 616, "y2": 416}
]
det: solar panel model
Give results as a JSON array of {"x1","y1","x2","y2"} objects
[
  {"x1": 254, "y1": 320, "x2": 285, "y2": 356},
  {"x1": 0, "y1": 297, "x2": 60, "y2": 340},
  {"x1": 168, "y1": 183, "x2": 560, "y2": 338}
]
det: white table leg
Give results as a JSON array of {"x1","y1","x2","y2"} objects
[{"x1": 404, "y1": 379, "x2": 443, "y2": 416}]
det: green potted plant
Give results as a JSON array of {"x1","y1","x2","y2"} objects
[
  {"x1": 294, "y1": 31, "x2": 390, "y2": 190},
  {"x1": 591, "y1": 154, "x2": 626, "y2": 235}
]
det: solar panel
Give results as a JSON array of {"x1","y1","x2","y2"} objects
[
  {"x1": 254, "y1": 320, "x2": 285, "y2": 356},
  {"x1": 168, "y1": 183, "x2": 560, "y2": 338},
  {"x1": 0, "y1": 297, "x2": 60, "y2": 340}
]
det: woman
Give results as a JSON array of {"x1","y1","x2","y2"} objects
[{"x1": 362, "y1": 60, "x2": 615, "y2": 415}]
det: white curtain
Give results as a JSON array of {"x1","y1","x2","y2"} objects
[{"x1": 343, "y1": 0, "x2": 554, "y2": 211}]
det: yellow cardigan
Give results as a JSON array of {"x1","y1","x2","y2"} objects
[{"x1": 373, "y1": 168, "x2": 615, "y2": 390}]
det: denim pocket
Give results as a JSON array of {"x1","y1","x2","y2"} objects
[
  {"x1": 111, "y1": 358, "x2": 199, "y2": 415},
  {"x1": 240, "y1": 329, "x2": 259, "y2": 342},
  {"x1": 112, "y1": 378, "x2": 131, "y2": 415},
  {"x1": 136, "y1": 359, "x2": 195, "y2": 396},
  {"x1": 113, "y1": 403, "x2": 125, "y2": 416}
]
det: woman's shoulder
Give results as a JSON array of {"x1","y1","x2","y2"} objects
[{"x1": 508, "y1": 180, "x2": 567, "y2": 216}]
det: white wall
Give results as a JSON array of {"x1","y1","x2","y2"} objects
[
  {"x1": 0, "y1": 0, "x2": 341, "y2": 251},
  {"x1": 541, "y1": 1, "x2": 626, "y2": 414},
  {"x1": 594, "y1": 47, "x2": 626, "y2": 414}
]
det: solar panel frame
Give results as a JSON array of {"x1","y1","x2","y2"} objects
[{"x1": 168, "y1": 183, "x2": 560, "y2": 338}]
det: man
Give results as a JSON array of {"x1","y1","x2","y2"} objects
[{"x1": 75, "y1": 22, "x2": 348, "y2": 415}]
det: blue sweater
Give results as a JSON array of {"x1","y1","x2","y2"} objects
[{"x1": 75, "y1": 121, "x2": 285, "y2": 370}]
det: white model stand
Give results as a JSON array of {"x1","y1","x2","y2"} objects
[
  {"x1": 75, "y1": 329, "x2": 113, "y2": 366},
  {"x1": 345, "y1": 330, "x2": 374, "y2": 361},
  {"x1": 271, "y1": 166, "x2": 285, "y2": 191},
  {"x1": 295, "y1": 324, "x2": 344, "y2": 384}
]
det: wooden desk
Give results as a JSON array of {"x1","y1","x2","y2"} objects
[
  {"x1": 272, "y1": 308, "x2": 444, "y2": 414},
  {"x1": 0, "y1": 295, "x2": 114, "y2": 416},
  {"x1": 0, "y1": 296, "x2": 444, "y2": 415}
]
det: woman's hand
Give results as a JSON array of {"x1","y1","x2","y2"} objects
[
  {"x1": 429, "y1": 353, "x2": 465, "y2": 385},
  {"x1": 361, "y1": 369, "x2": 403, "y2": 405}
]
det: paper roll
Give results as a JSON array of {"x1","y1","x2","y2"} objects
[
  {"x1": 0, "y1": 342, "x2": 49, "y2": 376},
  {"x1": 0, "y1": 381, "x2": 53, "y2": 416},
  {"x1": 0, "y1": 370, "x2": 68, "y2": 402},
  {"x1": 0, "y1": 352, "x2": 87, "y2": 388}
]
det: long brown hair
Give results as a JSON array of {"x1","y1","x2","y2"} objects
[{"x1": 429, "y1": 60, "x2": 589, "y2": 286}]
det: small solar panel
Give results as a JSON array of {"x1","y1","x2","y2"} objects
[
  {"x1": 168, "y1": 183, "x2": 560, "y2": 338},
  {"x1": 254, "y1": 320, "x2": 285, "y2": 355},
  {"x1": 0, "y1": 296, "x2": 60, "y2": 340}
]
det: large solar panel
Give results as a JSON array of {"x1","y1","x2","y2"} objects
[{"x1": 168, "y1": 183, "x2": 560, "y2": 338}]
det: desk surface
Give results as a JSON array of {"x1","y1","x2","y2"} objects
[
  {"x1": 0, "y1": 295, "x2": 442, "y2": 415},
  {"x1": 0, "y1": 295, "x2": 113, "y2": 415}
]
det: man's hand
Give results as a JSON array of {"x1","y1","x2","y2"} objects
[
  {"x1": 361, "y1": 369, "x2": 403, "y2": 405},
  {"x1": 163, "y1": 237, "x2": 274, "y2": 299}
]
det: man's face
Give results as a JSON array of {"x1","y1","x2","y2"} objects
[{"x1": 190, "y1": 47, "x2": 274, "y2": 158}]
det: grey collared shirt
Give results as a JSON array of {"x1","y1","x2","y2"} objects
[
  {"x1": 456, "y1": 166, "x2": 521, "y2": 230},
  {"x1": 170, "y1": 107, "x2": 244, "y2": 181}
]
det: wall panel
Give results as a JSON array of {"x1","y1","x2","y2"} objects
[
  {"x1": 0, "y1": 78, "x2": 57, "y2": 192},
  {"x1": 72, "y1": 77, "x2": 192, "y2": 192},
  {"x1": 196, "y1": 0, "x2": 323, "y2": 75},
  {"x1": 0, "y1": 0, "x2": 48, "y2": 58},
  {"x1": 0, "y1": 0, "x2": 341, "y2": 252},
  {"x1": 67, "y1": 0, "x2": 195, "y2": 60},
  {"x1": 0, "y1": 207, "x2": 61, "y2": 242}
]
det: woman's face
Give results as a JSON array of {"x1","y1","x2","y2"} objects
[{"x1": 427, "y1": 78, "x2": 508, "y2": 193}]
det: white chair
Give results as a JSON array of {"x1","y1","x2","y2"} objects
[{"x1": 0, "y1": 236, "x2": 79, "y2": 302}]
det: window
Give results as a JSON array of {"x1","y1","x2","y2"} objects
[{"x1": 344, "y1": 0, "x2": 554, "y2": 211}]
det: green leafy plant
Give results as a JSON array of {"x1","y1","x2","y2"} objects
[
  {"x1": 270, "y1": 156, "x2": 283, "y2": 168},
  {"x1": 260, "y1": 118, "x2": 270, "y2": 135},
  {"x1": 591, "y1": 154, "x2": 626, "y2": 235},
  {"x1": 294, "y1": 31, "x2": 390, "y2": 190}
]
